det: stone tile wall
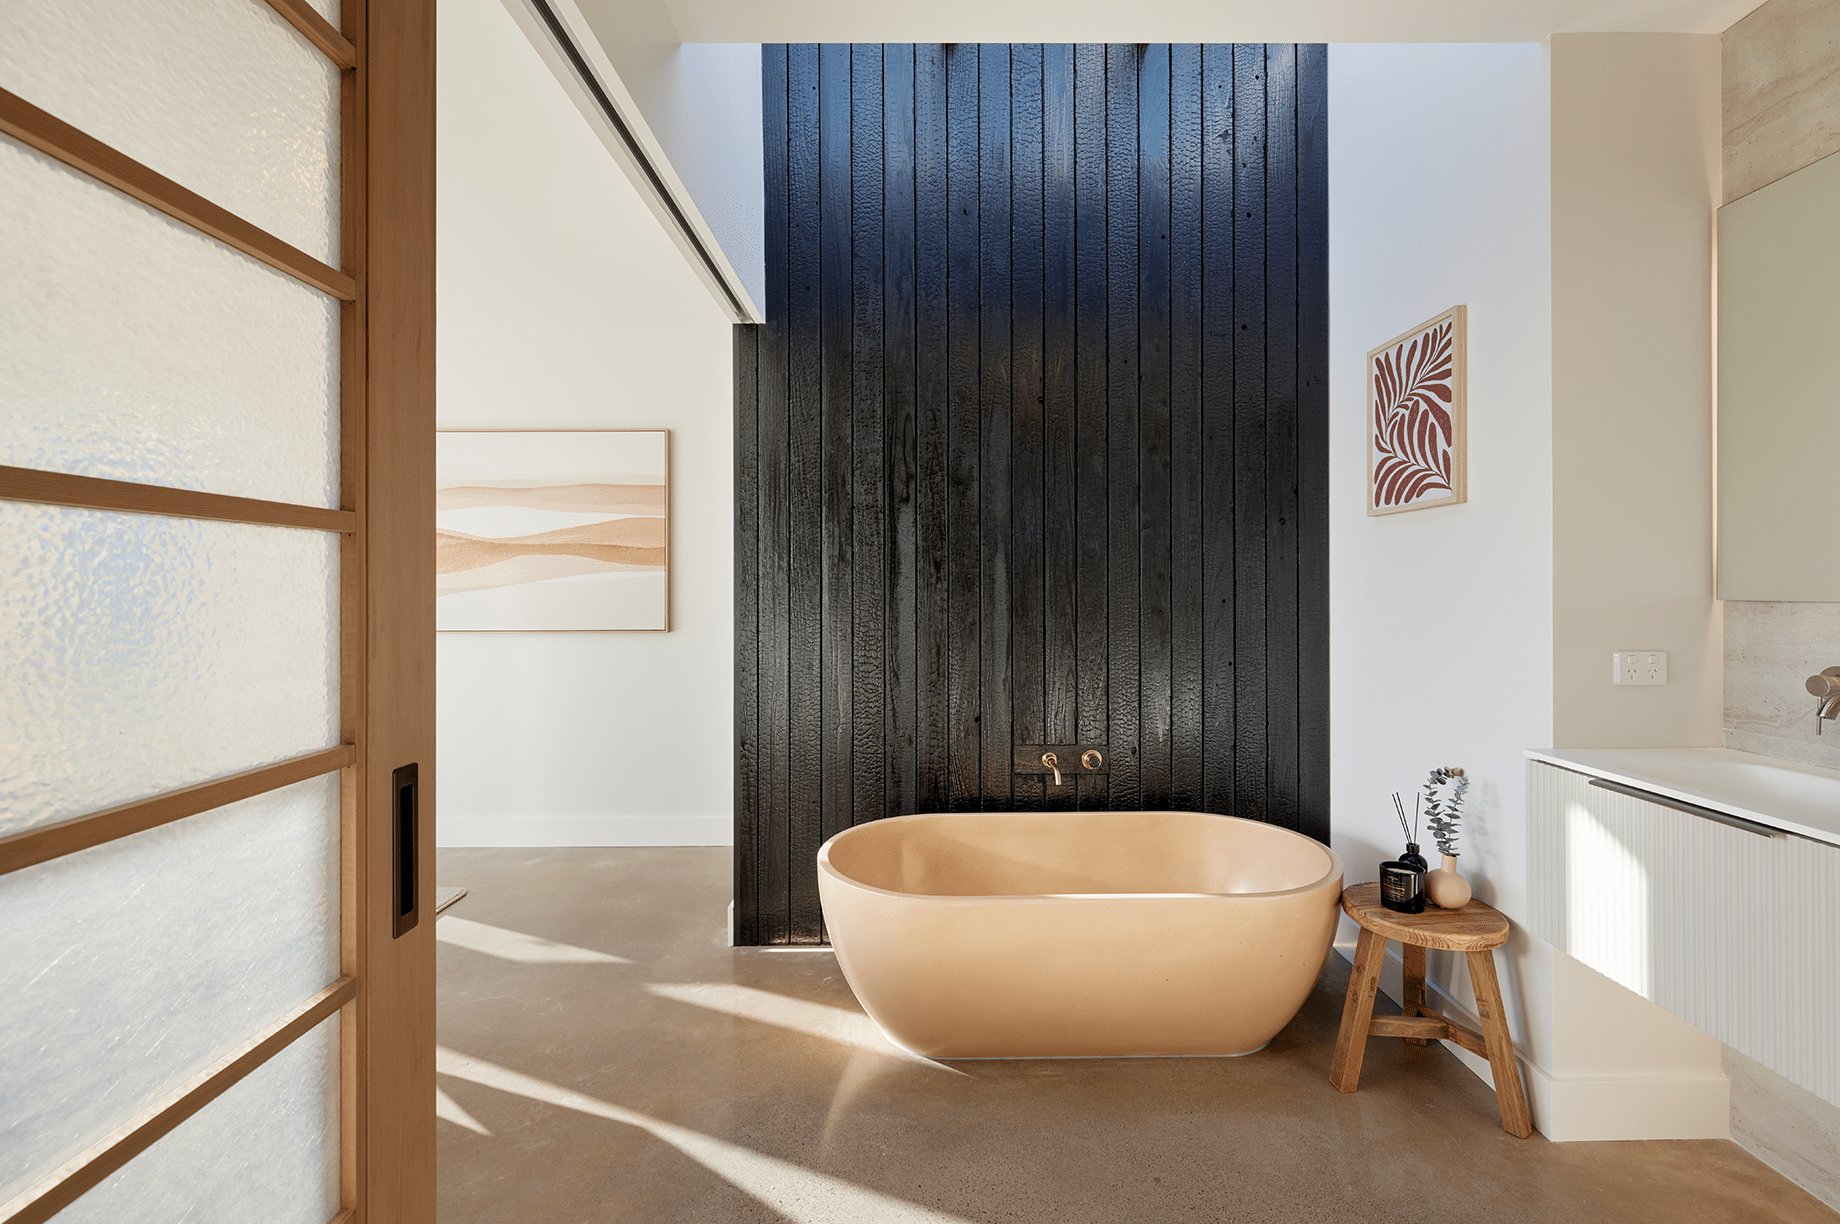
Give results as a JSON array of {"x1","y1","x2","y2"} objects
[{"x1": 1723, "y1": 602, "x2": 1840, "y2": 770}]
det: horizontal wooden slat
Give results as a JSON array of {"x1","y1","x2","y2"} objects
[
  {"x1": 0, "y1": 977, "x2": 358, "y2": 1224},
  {"x1": 0, "y1": 466, "x2": 356, "y2": 533},
  {"x1": 263, "y1": 0, "x2": 357, "y2": 69},
  {"x1": 0, "y1": 745, "x2": 355, "y2": 877},
  {"x1": 0, "y1": 87, "x2": 357, "y2": 301},
  {"x1": 328, "y1": 1210, "x2": 356, "y2": 1224},
  {"x1": 1365, "y1": 1011, "x2": 1489, "y2": 1058},
  {"x1": 1365, "y1": 1014, "x2": 1449, "y2": 1041},
  {"x1": 1424, "y1": 1009, "x2": 1490, "y2": 1058}
]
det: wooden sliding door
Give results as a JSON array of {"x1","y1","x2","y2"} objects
[{"x1": 0, "y1": 2, "x2": 434, "y2": 1220}]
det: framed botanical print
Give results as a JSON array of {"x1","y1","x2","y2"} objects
[{"x1": 1368, "y1": 305, "x2": 1467, "y2": 516}]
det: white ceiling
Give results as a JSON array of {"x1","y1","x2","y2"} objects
[{"x1": 658, "y1": 0, "x2": 1768, "y2": 43}]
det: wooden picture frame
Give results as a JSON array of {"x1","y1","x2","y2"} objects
[
  {"x1": 435, "y1": 429, "x2": 670, "y2": 632},
  {"x1": 1367, "y1": 304, "x2": 1467, "y2": 516}
]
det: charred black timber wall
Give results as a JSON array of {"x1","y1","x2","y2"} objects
[{"x1": 735, "y1": 44, "x2": 1328, "y2": 945}]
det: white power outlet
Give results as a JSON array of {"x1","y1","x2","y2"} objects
[{"x1": 1612, "y1": 651, "x2": 1668, "y2": 686}]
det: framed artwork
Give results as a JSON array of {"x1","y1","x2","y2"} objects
[
  {"x1": 436, "y1": 430, "x2": 669, "y2": 631},
  {"x1": 1367, "y1": 305, "x2": 1467, "y2": 516}
]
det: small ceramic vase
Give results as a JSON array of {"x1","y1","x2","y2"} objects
[{"x1": 1426, "y1": 854, "x2": 1471, "y2": 909}]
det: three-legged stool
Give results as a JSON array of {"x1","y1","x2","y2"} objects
[{"x1": 1329, "y1": 882, "x2": 1533, "y2": 1138}]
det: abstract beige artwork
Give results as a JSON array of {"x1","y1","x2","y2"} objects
[{"x1": 436, "y1": 431, "x2": 668, "y2": 631}]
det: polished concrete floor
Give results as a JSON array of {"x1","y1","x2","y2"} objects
[{"x1": 435, "y1": 848, "x2": 1836, "y2": 1223}]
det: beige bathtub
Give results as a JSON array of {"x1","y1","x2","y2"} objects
[{"x1": 816, "y1": 810, "x2": 1344, "y2": 1059}]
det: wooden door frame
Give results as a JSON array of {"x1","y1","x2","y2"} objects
[
  {"x1": 0, "y1": 3, "x2": 435, "y2": 1220},
  {"x1": 349, "y1": 1, "x2": 438, "y2": 1221}
]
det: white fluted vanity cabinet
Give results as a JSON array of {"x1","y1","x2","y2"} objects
[{"x1": 1527, "y1": 751, "x2": 1840, "y2": 1107}]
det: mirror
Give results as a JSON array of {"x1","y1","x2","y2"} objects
[{"x1": 1717, "y1": 148, "x2": 1840, "y2": 601}]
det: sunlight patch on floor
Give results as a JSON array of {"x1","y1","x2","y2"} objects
[
  {"x1": 436, "y1": 1085, "x2": 492, "y2": 1136},
  {"x1": 643, "y1": 981, "x2": 962, "y2": 1072},
  {"x1": 435, "y1": 1046, "x2": 973, "y2": 1224},
  {"x1": 436, "y1": 915, "x2": 633, "y2": 965}
]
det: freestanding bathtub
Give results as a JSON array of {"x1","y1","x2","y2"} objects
[{"x1": 816, "y1": 810, "x2": 1344, "y2": 1059}]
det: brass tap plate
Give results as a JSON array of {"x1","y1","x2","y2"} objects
[{"x1": 1013, "y1": 745, "x2": 1110, "y2": 775}]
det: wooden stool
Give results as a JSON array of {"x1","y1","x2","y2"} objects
[{"x1": 1329, "y1": 882, "x2": 1533, "y2": 1138}]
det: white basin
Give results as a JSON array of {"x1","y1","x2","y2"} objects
[{"x1": 1527, "y1": 746, "x2": 1840, "y2": 846}]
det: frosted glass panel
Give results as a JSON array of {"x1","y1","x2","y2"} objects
[
  {"x1": 0, "y1": 138, "x2": 340, "y2": 508},
  {"x1": 0, "y1": 776, "x2": 339, "y2": 1206},
  {"x1": 0, "y1": 0, "x2": 341, "y2": 262},
  {"x1": 0, "y1": 504, "x2": 339, "y2": 834},
  {"x1": 53, "y1": 1016, "x2": 341, "y2": 1224}
]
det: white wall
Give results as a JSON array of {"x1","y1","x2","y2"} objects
[
  {"x1": 592, "y1": 0, "x2": 1765, "y2": 44},
  {"x1": 1331, "y1": 38, "x2": 1730, "y2": 1140},
  {"x1": 1328, "y1": 37, "x2": 1556, "y2": 1075},
  {"x1": 1551, "y1": 32, "x2": 1723, "y2": 752},
  {"x1": 571, "y1": 2, "x2": 765, "y2": 312},
  {"x1": 654, "y1": 44, "x2": 765, "y2": 315},
  {"x1": 436, "y1": 0, "x2": 735, "y2": 847}
]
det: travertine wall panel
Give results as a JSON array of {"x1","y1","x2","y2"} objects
[
  {"x1": 1723, "y1": 602, "x2": 1840, "y2": 770},
  {"x1": 1723, "y1": 0, "x2": 1840, "y2": 201}
]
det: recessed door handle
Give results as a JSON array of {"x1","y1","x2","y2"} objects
[{"x1": 393, "y1": 763, "x2": 419, "y2": 937}]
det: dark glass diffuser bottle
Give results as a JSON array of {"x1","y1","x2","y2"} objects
[{"x1": 1400, "y1": 842, "x2": 1429, "y2": 873}]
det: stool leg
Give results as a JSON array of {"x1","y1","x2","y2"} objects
[
  {"x1": 1401, "y1": 943, "x2": 1428, "y2": 1046},
  {"x1": 1466, "y1": 949, "x2": 1534, "y2": 1138},
  {"x1": 1331, "y1": 928, "x2": 1386, "y2": 1093}
]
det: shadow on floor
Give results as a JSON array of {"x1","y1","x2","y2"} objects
[{"x1": 435, "y1": 847, "x2": 1835, "y2": 1224}]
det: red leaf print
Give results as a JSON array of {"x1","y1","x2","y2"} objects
[{"x1": 1371, "y1": 319, "x2": 1456, "y2": 509}]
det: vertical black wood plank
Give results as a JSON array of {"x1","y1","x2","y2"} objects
[
  {"x1": 945, "y1": 43, "x2": 982, "y2": 812},
  {"x1": 733, "y1": 324, "x2": 761, "y2": 943},
  {"x1": 1042, "y1": 42, "x2": 1079, "y2": 813},
  {"x1": 885, "y1": 45, "x2": 919, "y2": 822},
  {"x1": 786, "y1": 43, "x2": 826, "y2": 941},
  {"x1": 1169, "y1": 43, "x2": 1205, "y2": 812},
  {"x1": 820, "y1": 45, "x2": 854, "y2": 860},
  {"x1": 758, "y1": 45, "x2": 794, "y2": 943},
  {"x1": 1105, "y1": 43, "x2": 1141, "y2": 810},
  {"x1": 1295, "y1": 43, "x2": 1331, "y2": 846},
  {"x1": 815, "y1": 43, "x2": 856, "y2": 857},
  {"x1": 1072, "y1": 43, "x2": 1109, "y2": 812},
  {"x1": 915, "y1": 44, "x2": 951, "y2": 815},
  {"x1": 1264, "y1": 43, "x2": 1301, "y2": 833},
  {"x1": 851, "y1": 47, "x2": 886, "y2": 830},
  {"x1": 1138, "y1": 44, "x2": 1173, "y2": 811},
  {"x1": 1199, "y1": 44, "x2": 1236, "y2": 818},
  {"x1": 979, "y1": 43, "x2": 1014, "y2": 813},
  {"x1": 1011, "y1": 43, "x2": 1046, "y2": 814},
  {"x1": 1230, "y1": 42, "x2": 1268, "y2": 825}
]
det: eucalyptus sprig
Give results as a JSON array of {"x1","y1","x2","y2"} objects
[{"x1": 1423, "y1": 766, "x2": 1468, "y2": 857}]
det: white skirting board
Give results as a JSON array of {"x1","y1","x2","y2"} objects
[
  {"x1": 435, "y1": 815, "x2": 732, "y2": 847},
  {"x1": 1331, "y1": 940, "x2": 1729, "y2": 1142}
]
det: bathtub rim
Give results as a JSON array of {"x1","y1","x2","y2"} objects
[{"x1": 816, "y1": 809, "x2": 1345, "y2": 903}]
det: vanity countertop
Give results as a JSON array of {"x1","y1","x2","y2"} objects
[{"x1": 1526, "y1": 746, "x2": 1840, "y2": 848}]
